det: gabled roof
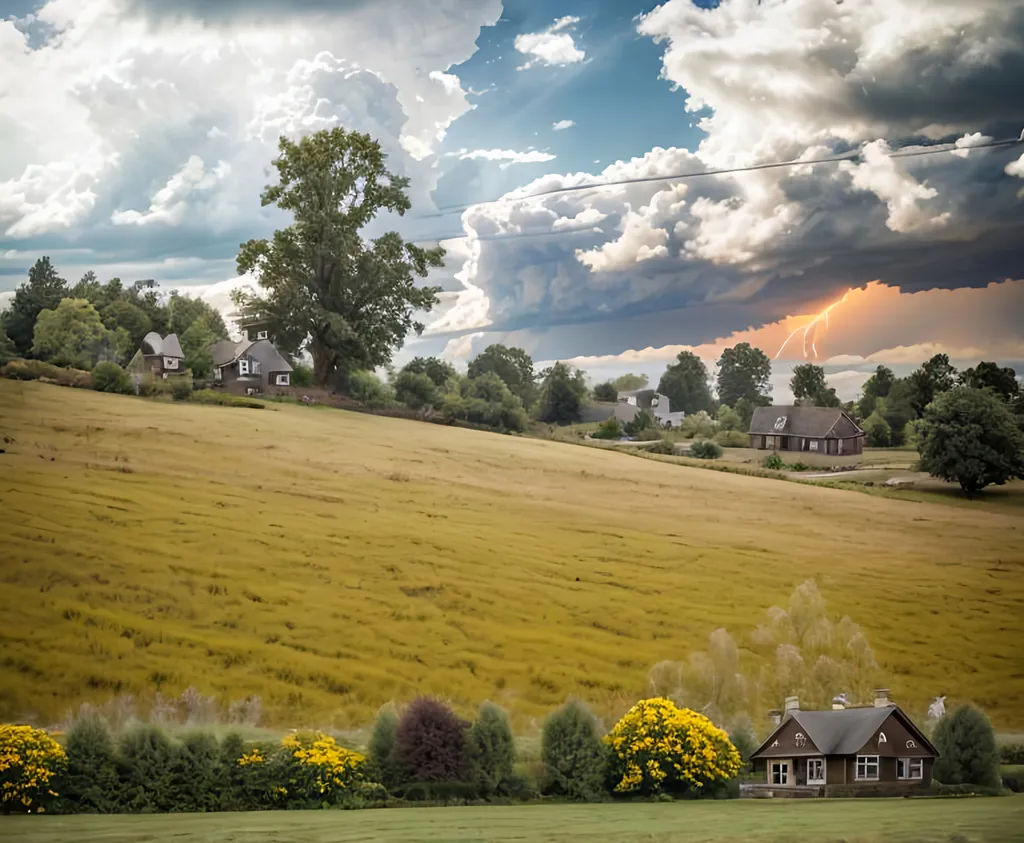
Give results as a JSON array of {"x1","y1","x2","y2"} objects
[
  {"x1": 751, "y1": 705, "x2": 938, "y2": 758},
  {"x1": 211, "y1": 338, "x2": 293, "y2": 373},
  {"x1": 749, "y1": 405, "x2": 862, "y2": 438},
  {"x1": 140, "y1": 332, "x2": 184, "y2": 359}
]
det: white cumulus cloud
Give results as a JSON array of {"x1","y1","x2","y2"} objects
[
  {"x1": 552, "y1": 119, "x2": 575, "y2": 131},
  {"x1": 515, "y1": 16, "x2": 586, "y2": 70}
]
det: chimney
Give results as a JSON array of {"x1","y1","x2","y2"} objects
[
  {"x1": 768, "y1": 709, "x2": 782, "y2": 728},
  {"x1": 874, "y1": 688, "x2": 891, "y2": 708},
  {"x1": 784, "y1": 696, "x2": 800, "y2": 715}
]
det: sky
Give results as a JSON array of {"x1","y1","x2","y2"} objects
[{"x1": 1, "y1": 0, "x2": 1023, "y2": 401}]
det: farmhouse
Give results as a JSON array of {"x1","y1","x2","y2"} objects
[
  {"x1": 211, "y1": 337, "x2": 293, "y2": 394},
  {"x1": 748, "y1": 405, "x2": 865, "y2": 456},
  {"x1": 746, "y1": 690, "x2": 938, "y2": 798},
  {"x1": 615, "y1": 389, "x2": 687, "y2": 428},
  {"x1": 126, "y1": 331, "x2": 185, "y2": 380}
]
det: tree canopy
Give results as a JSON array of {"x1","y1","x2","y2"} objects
[
  {"x1": 3, "y1": 257, "x2": 69, "y2": 357},
  {"x1": 592, "y1": 381, "x2": 618, "y2": 402},
  {"x1": 467, "y1": 344, "x2": 537, "y2": 408},
  {"x1": 858, "y1": 364, "x2": 895, "y2": 418},
  {"x1": 233, "y1": 128, "x2": 444, "y2": 386},
  {"x1": 790, "y1": 363, "x2": 840, "y2": 407},
  {"x1": 31, "y1": 298, "x2": 110, "y2": 370},
  {"x1": 657, "y1": 351, "x2": 714, "y2": 415},
  {"x1": 907, "y1": 353, "x2": 957, "y2": 416},
  {"x1": 401, "y1": 356, "x2": 457, "y2": 389},
  {"x1": 959, "y1": 361, "x2": 1020, "y2": 406},
  {"x1": 716, "y1": 343, "x2": 771, "y2": 408},
  {"x1": 917, "y1": 387, "x2": 1024, "y2": 497},
  {"x1": 612, "y1": 373, "x2": 648, "y2": 392},
  {"x1": 537, "y1": 362, "x2": 587, "y2": 424}
]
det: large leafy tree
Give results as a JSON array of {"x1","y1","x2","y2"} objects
[
  {"x1": 167, "y1": 292, "x2": 229, "y2": 340},
  {"x1": 467, "y1": 344, "x2": 537, "y2": 408},
  {"x1": 959, "y1": 361, "x2": 1020, "y2": 406},
  {"x1": 790, "y1": 363, "x2": 840, "y2": 407},
  {"x1": 180, "y1": 318, "x2": 220, "y2": 379},
  {"x1": 858, "y1": 364, "x2": 895, "y2": 418},
  {"x1": 31, "y1": 298, "x2": 110, "y2": 369},
  {"x1": 918, "y1": 387, "x2": 1024, "y2": 498},
  {"x1": 657, "y1": 351, "x2": 714, "y2": 414},
  {"x1": 234, "y1": 128, "x2": 444, "y2": 386},
  {"x1": 716, "y1": 343, "x2": 771, "y2": 408},
  {"x1": 907, "y1": 353, "x2": 957, "y2": 416},
  {"x1": 592, "y1": 381, "x2": 618, "y2": 402},
  {"x1": 3, "y1": 257, "x2": 69, "y2": 356},
  {"x1": 402, "y1": 356, "x2": 457, "y2": 389},
  {"x1": 612, "y1": 373, "x2": 648, "y2": 392},
  {"x1": 101, "y1": 300, "x2": 152, "y2": 350},
  {"x1": 537, "y1": 362, "x2": 587, "y2": 424}
]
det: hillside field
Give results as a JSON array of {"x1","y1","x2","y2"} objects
[{"x1": 1, "y1": 379, "x2": 1022, "y2": 729}]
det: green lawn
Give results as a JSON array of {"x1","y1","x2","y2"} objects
[{"x1": 5, "y1": 798, "x2": 1024, "y2": 842}]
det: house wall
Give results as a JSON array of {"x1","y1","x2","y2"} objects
[{"x1": 752, "y1": 718, "x2": 823, "y2": 759}]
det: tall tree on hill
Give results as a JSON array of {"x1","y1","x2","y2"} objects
[
  {"x1": 3, "y1": 257, "x2": 69, "y2": 357},
  {"x1": 233, "y1": 128, "x2": 444, "y2": 386},
  {"x1": 716, "y1": 343, "x2": 771, "y2": 408},
  {"x1": 468, "y1": 344, "x2": 537, "y2": 408},
  {"x1": 790, "y1": 363, "x2": 841, "y2": 407},
  {"x1": 657, "y1": 351, "x2": 714, "y2": 415},
  {"x1": 907, "y1": 353, "x2": 958, "y2": 416},
  {"x1": 537, "y1": 362, "x2": 587, "y2": 424}
]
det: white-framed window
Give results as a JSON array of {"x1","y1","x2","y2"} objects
[
  {"x1": 770, "y1": 761, "x2": 790, "y2": 785},
  {"x1": 856, "y1": 755, "x2": 879, "y2": 781},
  {"x1": 256, "y1": 330, "x2": 268, "y2": 340},
  {"x1": 806, "y1": 757, "x2": 826, "y2": 784},
  {"x1": 238, "y1": 359, "x2": 249, "y2": 375},
  {"x1": 251, "y1": 360, "x2": 261, "y2": 375},
  {"x1": 163, "y1": 356, "x2": 179, "y2": 370},
  {"x1": 809, "y1": 440, "x2": 819, "y2": 451},
  {"x1": 897, "y1": 758, "x2": 923, "y2": 780},
  {"x1": 214, "y1": 367, "x2": 222, "y2": 382},
  {"x1": 276, "y1": 373, "x2": 290, "y2": 386}
]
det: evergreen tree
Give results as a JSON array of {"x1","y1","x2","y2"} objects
[
  {"x1": 3, "y1": 257, "x2": 68, "y2": 356},
  {"x1": 541, "y1": 699, "x2": 607, "y2": 802},
  {"x1": 368, "y1": 706, "x2": 401, "y2": 789},
  {"x1": 932, "y1": 705, "x2": 1000, "y2": 788},
  {"x1": 170, "y1": 732, "x2": 221, "y2": 812},
  {"x1": 62, "y1": 715, "x2": 120, "y2": 813},
  {"x1": 468, "y1": 702, "x2": 516, "y2": 797},
  {"x1": 117, "y1": 725, "x2": 176, "y2": 812}
]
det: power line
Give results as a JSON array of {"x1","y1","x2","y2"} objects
[{"x1": 410, "y1": 136, "x2": 1024, "y2": 234}]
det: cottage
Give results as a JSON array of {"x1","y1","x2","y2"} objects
[
  {"x1": 211, "y1": 338, "x2": 293, "y2": 394},
  {"x1": 746, "y1": 690, "x2": 938, "y2": 797},
  {"x1": 615, "y1": 389, "x2": 687, "y2": 428},
  {"x1": 748, "y1": 405, "x2": 864, "y2": 457},
  {"x1": 126, "y1": 332, "x2": 185, "y2": 379}
]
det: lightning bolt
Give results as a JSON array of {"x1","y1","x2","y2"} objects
[{"x1": 774, "y1": 291, "x2": 851, "y2": 361}]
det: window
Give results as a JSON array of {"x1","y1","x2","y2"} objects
[
  {"x1": 163, "y1": 356, "x2": 179, "y2": 370},
  {"x1": 214, "y1": 367, "x2": 222, "y2": 382},
  {"x1": 256, "y1": 330, "x2": 268, "y2": 340},
  {"x1": 856, "y1": 755, "x2": 879, "y2": 781},
  {"x1": 806, "y1": 758, "x2": 826, "y2": 784},
  {"x1": 238, "y1": 359, "x2": 249, "y2": 376},
  {"x1": 251, "y1": 360, "x2": 261, "y2": 375},
  {"x1": 276, "y1": 374, "x2": 290, "y2": 386},
  {"x1": 770, "y1": 761, "x2": 789, "y2": 785},
  {"x1": 766, "y1": 436, "x2": 776, "y2": 449},
  {"x1": 809, "y1": 440, "x2": 819, "y2": 451},
  {"x1": 897, "y1": 758, "x2": 923, "y2": 780}
]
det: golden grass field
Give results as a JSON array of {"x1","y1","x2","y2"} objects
[{"x1": 1, "y1": 379, "x2": 1022, "y2": 730}]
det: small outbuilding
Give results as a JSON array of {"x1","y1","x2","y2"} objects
[
  {"x1": 748, "y1": 405, "x2": 864, "y2": 457},
  {"x1": 126, "y1": 332, "x2": 185, "y2": 380}
]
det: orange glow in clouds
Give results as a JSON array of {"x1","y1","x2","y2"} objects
[{"x1": 774, "y1": 290, "x2": 853, "y2": 361}]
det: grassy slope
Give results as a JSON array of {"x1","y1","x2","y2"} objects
[
  {"x1": 5, "y1": 798, "x2": 1024, "y2": 843},
  {"x1": 1, "y1": 380, "x2": 1022, "y2": 729}
]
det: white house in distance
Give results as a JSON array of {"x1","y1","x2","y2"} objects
[{"x1": 614, "y1": 389, "x2": 687, "y2": 428}]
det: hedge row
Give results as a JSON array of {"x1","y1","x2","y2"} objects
[{"x1": 1, "y1": 697, "x2": 742, "y2": 815}]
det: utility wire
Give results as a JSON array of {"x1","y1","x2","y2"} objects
[{"x1": 409, "y1": 135, "x2": 1024, "y2": 242}]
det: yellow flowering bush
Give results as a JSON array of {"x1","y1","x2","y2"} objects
[
  {"x1": 0, "y1": 724, "x2": 67, "y2": 813},
  {"x1": 281, "y1": 732, "x2": 366, "y2": 806},
  {"x1": 605, "y1": 698, "x2": 741, "y2": 796}
]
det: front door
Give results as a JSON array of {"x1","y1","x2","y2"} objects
[{"x1": 770, "y1": 760, "x2": 791, "y2": 786}]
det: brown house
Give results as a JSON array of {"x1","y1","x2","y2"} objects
[
  {"x1": 126, "y1": 332, "x2": 185, "y2": 379},
  {"x1": 747, "y1": 692, "x2": 938, "y2": 797},
  {"x1": 211, "y1": 338, "x2": 293, "y2": 394},
  {"x1": 748, "y1": 405, "x2": 865, "y2": 457}
]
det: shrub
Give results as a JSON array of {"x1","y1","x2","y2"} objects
[
  {"x1": 61, "y1": 715, "x2": 119, "y2": 813},
  {"x1": 1, "y1": 359, "x2": 92, "y2": 388},
  {"x1": 394, "y1": 697, "x2": 469, "y2": 784},
  {"x1": 117, "y1": 725, "x2": 176, "y2": 812},
  {"x1": 346, "y1": 370, "x2": 394, "y2": 408},
  {"x1": 763, "y1": 453, "x2": 784, "y2": 470},
  {"x1": 680, "y1": 411, "x2": 716, "y2": 439},
  {"x1": 290, "y1": 363, "x2": 314, "y2": 388},
  {"x1": 592, "y1": 418, "x2": 623, "y2": 440},
  {"x1": 646, "y1": 439, "x2": 676, "y2": 455},
  {"x1": 605, "y1": 698, "x2": 741, "y2": 796},
  {"x1": 789, "y1": 461, "x2": 811, "y2": 472},
  {"x1": 1001, "y1": 742, "x2": 1024, "y2": 765},
  {"x1": 191, "y1": 389, "x2": 265, "y2": 409},
  {"x1": 169, "y1": 372, "x2": 193, "y2": 401},
  {"x1": 170, "y1": 732, "x2": 221, "y2": 813},
  {"x1": 468, "y1": 702, "x2": 516, "y2": 797},
  {"x1": 0, "y1": 724, "x2": 67, "y2": 813},
  {"x1": 634, "y1": 427, "x2": 663, "y2": 442},
  {"x1": 215, "y1": 732, "x2": 249, "y2": 811},
  {"x1": 280, "y1": 731, "x2": 366, "y2": 807},
  {"x1": 623, "y1": 410, "x2": 655, "y2": 437},
  {"x1": 727, "y1": 722, "x2": 758, "y2": 772},
  {"x1": 713, "y1": 430, "x2": 748, "y2": 448},
  {"x1": 689, "y1": 440, "x2": 723, "y2": 460},
  {"x1": 932, "y1": 705, "x2": 1001, "y2": 788},
  {"x1": 368, "y1": 706, "x2": 400, "y2": 789},
  {"x1": 394, "y1": 369, "x2": 439, "y2": 411},
  {"x1": 541, "y1": 699, "x2": 607, "y2": 802},
  {"x1": 91, "y1": 361, "x2": 133, "y2": 394}
]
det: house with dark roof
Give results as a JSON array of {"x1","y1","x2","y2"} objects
[
  {"x1": 126, "y1": 332, "x2": 185, "y2": 380},
  {"x1": 746, "y1": 690, "x2": 938, "y2": 797},
  {"x1": 748, "y1": 405, "x2": 865, "y2": 457},
  {"x1": 211, "y1": 338, "x2": 293, "y2": 394}
]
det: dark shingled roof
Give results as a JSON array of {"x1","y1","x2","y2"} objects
[{"x1": 748, "y1": 405, "x2": 860, "y2": 438}]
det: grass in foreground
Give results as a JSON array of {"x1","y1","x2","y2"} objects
[
  {"x1": 4, "y1": 797, "x2": 1024, "y2": 843},
  {"x1": 1, "y1": 380, "x2": 1023, "y2": 728}
]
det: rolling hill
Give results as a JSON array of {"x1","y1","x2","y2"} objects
[{"x1": 1, "y1": 379, "x2": 1021, "y2": 729}]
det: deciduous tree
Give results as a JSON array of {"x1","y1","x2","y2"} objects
[
  {"x1": 658, "y1": 351, "x2": 714, "y2": 414},
  {"x1": 468, "y1": 344, "x2": 537, "y2": 408},
  {"x1": 234, "y1": 128, "x2": 444, "y2": 386},
  {"x1": 537, "y1": 362, "x2": 587, "y2": 424},
  {"x1": 31, "y1": 298, "x2": 110, "y2": 369},
  {"x1": 592, "y1": 381, "x2": 618, "y2": 402},
  {"x1": 716, "y1": 343, "x2": 771, "y2": 408},
  {"x1": 3, "y1": 257, "x2": 68, "y2": 356},
  {"x1": 612, "y1": 372, "x2": 648, "y2": 392},
  {"x1": 790, "y1": 363, "x2": 840, "y2": 407},
  {"x1": 858, "y1": 365, "x2": 895, "y2": 418},
  {"x1": 959, "y1": 362, "x2": 1020, "y2": 406},
  {"x1": 908, "y1": 353, "x2": 958, "y2": 416}
]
